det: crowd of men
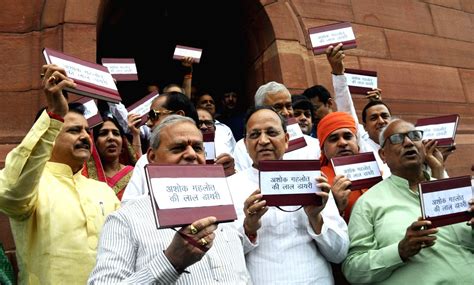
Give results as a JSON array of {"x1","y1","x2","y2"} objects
[{"x1": 0, "y1": 44, "x2": 473, "y2": 285}]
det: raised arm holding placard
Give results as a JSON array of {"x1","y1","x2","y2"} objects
[
  {"x1": 308, "y1": 22, "x2": 357, "y2": 55},
  {"x1": 42, "y1": 48, "x2": 121, "y2": 103}
]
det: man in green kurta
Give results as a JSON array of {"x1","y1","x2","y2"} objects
[{"x1": 342, "y1": 119, "x2": 474, "y2": 284}]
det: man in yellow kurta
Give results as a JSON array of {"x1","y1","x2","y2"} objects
[{"x1": 0, "y1": 64, "x2": 120, "y2": 284}]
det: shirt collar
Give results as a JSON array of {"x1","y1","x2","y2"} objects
[
  {"x1": 46, "y1": 161, "x2": 84, "y2": 179},
  {"x1": 388, "y1": 171, "x2": 431, "y2": 195}
]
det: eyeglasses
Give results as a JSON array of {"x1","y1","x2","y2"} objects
[
  {"x1": 246, "y1": 128, "x2": 282, "y2": 140},
  {"x1": 198, "y1": 120, "x2": 214, "y2": 128},
  {"x1": 293, "y1": 110, "x2": 312, "y2": 118},
  {"x1": 381, "y1": 130, "x2": 423, "y2": 147},
  {"x1": 148, "y1": 109, "x2": 173, "y2": 121}
]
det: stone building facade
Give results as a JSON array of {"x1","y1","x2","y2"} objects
[{"x1": 1, "y1": 0, "x2": 473, "y2": 176}]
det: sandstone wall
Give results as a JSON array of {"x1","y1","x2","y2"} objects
[{"x1": 1, "y1": 0, "x2": 472, "y2": 175}]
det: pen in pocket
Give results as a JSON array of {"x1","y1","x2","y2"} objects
[{"x1": 99, "y1": 201, "x2": 104, "y2": 216}]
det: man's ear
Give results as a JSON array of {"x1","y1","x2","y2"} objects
[
  {"x1": 147, "y1": 148, "x2": 156, "y2": 163},
  {"x1": 284, "y1": 132, "x2": 290, "y2": 150},
  {"x1": 327, "y1": 98, "x2": 336, "y2": 112},
  {"x1": 378, "y1": 147, "x2": 386, "y2": 163},
  {"x1": 175, "y1": 110, "x2": 185, "y2": 116}
]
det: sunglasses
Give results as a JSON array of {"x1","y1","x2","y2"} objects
[
  {"x1": 381, "y1": 130, "x2": 423, "y2": 147},
  {"x1": 148, "y1": 109, "x2": 173, "y2": 121}
]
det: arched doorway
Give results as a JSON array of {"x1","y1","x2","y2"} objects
[{"x1": 96, "y1": 0, "x2": 272, "y2": 111}]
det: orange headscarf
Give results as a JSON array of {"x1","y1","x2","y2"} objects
[
  {"x1": 317, "y1": 111, "x2": 356, "y2": 166},
  {"x1": 318, "y1": 112, "x2": 360, "y2": 223}
]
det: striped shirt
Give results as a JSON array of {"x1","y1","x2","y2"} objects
[{"x1": 88, "y1": 197, "x2": 252, "y2": 284}]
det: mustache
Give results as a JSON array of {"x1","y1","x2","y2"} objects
[{"x1": 74, "y1": 138, "x2": 91, "y2": 150}]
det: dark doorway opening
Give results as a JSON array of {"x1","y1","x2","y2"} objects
[{"x1": 97, "y1": 1, "x2": 250, "y2": 111}]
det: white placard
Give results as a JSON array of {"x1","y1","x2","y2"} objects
[
  {"x1": 260, "y1": 170, "x2": 321, "y2": 195},
  {"x1": 416, "y1": 122, "x2": 456, "y2": 140},
  {"x1": 103, "y1": 63, "x2": 137, "y2": 75},
  {"x1": 204, "y1": 141, "x2": 216, "y2": 160},
  {"x1": 310, "y1": 27, "x2": 355, "y2": 48},
  {"x1": 333, "y1": 161, "x2": 381, "y2": 181},
  {"x1": 151, "y1": 177, "x2": 233, "y2": 209},
  {"x1": 174, "y1": 47, "x2": 202, "y2": 60},
  {"x1": 129, "y1": 94, "x2": 159, "y2": 116},
  {"x1": 48, "y1": 56, "x2": 117, "y2": 90},
  {"x1": 82, "y1": 99, "x2": 99, "y2": 119},
  {"x1": 422, "y1": 186, "x2": 472, "y2": 218},
  {"x1": 345, "y1": 73, "x2": 377, "y2": 89},
  {"x1": 287, "y1": 122, "x2": 304, "y2": 141}
]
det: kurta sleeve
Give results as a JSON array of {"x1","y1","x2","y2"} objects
[
  {"x1": 121, "y1": 156, "x2": 148, "y2": 204},
  {"x1": 307, "y1": 191, "x2": 349, "y2": 263},
  {"x1": 0, "y1": 111, "x2": 62, "y2": 219},
  {"x1": 332, "y1": 74, "x2": 360, "y2": 125}
]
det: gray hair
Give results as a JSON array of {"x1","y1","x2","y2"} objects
[
  {"x1": 149, "y1": 115, "x2": 196, "y2": 150},
  {"x1": 378, "y1": 118, "x2": 412, "y2": 146},
  {"x1": 254, "y1": 81, "x2": 291, "y2": 107}
]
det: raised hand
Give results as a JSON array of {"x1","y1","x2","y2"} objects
[
  {"x1": 423, "y1": 139, "x2": 445, "y2": 179},
  {"x1": 181, "y1": 56, "x2": 194, "y2": 68},
  {"x1": 366, "y1": 88, "x2": 382, "y2": 101},
  {"x1": 41, "y1": 64, "x2": 76, "y2": 117},
  {"x1": 127, "y1": 113, "x2": 142, "y2": 136},
  {"x1": 326, "y1": 43, "x2": 345, "y2": 75},
  {"x1": 214, "y1": 153, "x2": 235, "y2": 177},
  {"x1": 437, "y1": 144, "x2": 456, "y2": 163}
]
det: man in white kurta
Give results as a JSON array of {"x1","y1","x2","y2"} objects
[
  {"x1": 327, "y1": 43, "x2": 449, "y2": 180},
  {"x1": 228, "y1": 107, "x2": 349, "y2": 284},
  {"x1": 233, "y1": 81, "x2": 320, "y2": 172}
]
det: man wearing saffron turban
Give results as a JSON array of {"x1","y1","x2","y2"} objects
[{"x1": 317, "y1": 111, "x2": 361, "y2": 222}]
